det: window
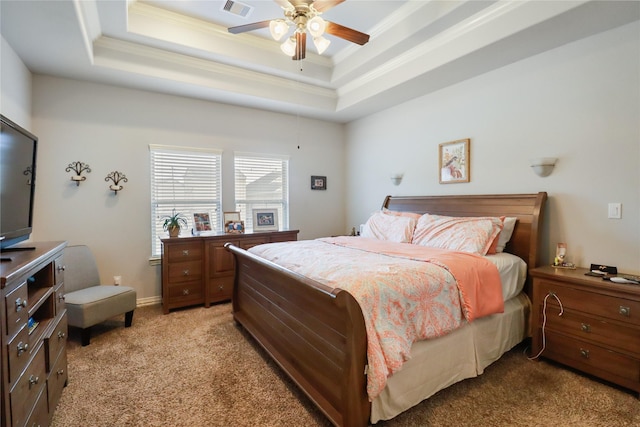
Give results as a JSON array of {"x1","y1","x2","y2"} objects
[
  {"x1": 234, "y1": 152, "x2": 289, "y2": 231},
  {"x1": 150, "y1": 145, "x2": 222, "y2": 256}
]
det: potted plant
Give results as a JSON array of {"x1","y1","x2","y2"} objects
[{"x1": 161, "y1": 209, "x2": 188, "y2": 237}]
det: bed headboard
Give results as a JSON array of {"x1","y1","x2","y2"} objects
[{"x1": 382, "y1": 192, "x2": 547, "y2": 270}]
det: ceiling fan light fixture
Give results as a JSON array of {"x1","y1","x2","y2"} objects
[
  {"x1": 269, "y1": 19, "x2": 289, "y2": 41},
  {"x1": 281, "y1": 36, "x2": 297, "y2": 56},
  {"x1": 307, "y1": 16, "x2": 326, "y2": 38},
  {"x1": 313, "y1": 36, "x2": 330, "y2": 54}
]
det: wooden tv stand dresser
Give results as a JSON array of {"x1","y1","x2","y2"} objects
[
  {"x1": 161, "y1": 230, "x2": 298, "y2": 314},
  {"x1": 1, "y1": 241, "x2": 68, "y2": 426},
  {"x1": 530, "y1": 266, "x2": 640, "y2": 396}
]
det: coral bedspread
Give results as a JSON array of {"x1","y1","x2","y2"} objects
[{"x1": 248, "y1": 236, "x2": 504, "y2": 399}]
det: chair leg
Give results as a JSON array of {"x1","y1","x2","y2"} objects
[
  {"x1": 125, "y1": 310, "x2": 134, "y2": 327},
  {"x1": 81, "y1": 327, "x2": 91, "y2": 346}
]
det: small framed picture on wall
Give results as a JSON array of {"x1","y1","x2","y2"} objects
[{"x1": 311, "y1": 175, "x2": 326, "y2": 190}]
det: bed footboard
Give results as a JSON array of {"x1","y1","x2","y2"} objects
[{"x1": 225, "y1": 243, "x2": 371, "y2": 427}]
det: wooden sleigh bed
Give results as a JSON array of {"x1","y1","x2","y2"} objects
[{"x1": 225, "y1": 192, "x2": 547, "y2": 426}]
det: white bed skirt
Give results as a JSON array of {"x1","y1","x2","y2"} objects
[{"x1": 371, "y1": 292, "x2": 531, "y2": 423}]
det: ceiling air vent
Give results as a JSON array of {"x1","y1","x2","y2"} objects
[{"x1": 222, "y1": 0, "x2": 254, "y2": 19}]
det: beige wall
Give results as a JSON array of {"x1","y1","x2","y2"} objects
[
  {"x1": 345, "y1": 21, "x2": 640, "y2": 274},
  {"x1": 27, "y1": 76, "x2": 345, "y2": 304}
]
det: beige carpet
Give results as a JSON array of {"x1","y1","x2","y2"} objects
[{"x1": 51, "y1": 304, "x2": 639, "y2": 427}]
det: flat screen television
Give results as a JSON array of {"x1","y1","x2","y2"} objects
[{"x1": 0, "y1": 114, "x2": 38, "y2": 251}]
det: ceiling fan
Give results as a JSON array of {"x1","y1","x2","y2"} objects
[{"x1": 227, "y1": 0, "x2": 370, "y2": 60}]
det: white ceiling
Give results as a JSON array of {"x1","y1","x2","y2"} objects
[{"x1": 1, "y1": 0, "x2": 638, "y2": 123}]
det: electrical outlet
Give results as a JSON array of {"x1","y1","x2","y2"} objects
[{"x1": 608, "y1": 203, "x2": 621, "y2": 219}]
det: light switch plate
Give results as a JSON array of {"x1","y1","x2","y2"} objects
[{"x1": 608, "y1": 203, "x2": 621, "y2": 219}]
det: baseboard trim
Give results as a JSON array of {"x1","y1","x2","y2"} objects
[{"x1": 137, "y1": 296, "x2": 161, "y2": 307}]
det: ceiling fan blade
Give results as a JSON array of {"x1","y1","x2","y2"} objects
[
  {"x1": 228, "y1": 20, "x2": 271, "y2": 34},
  {"x1": 312, "y1": 0, "x2": 345, "y2": 13},
  {"x1": 293, "y1": 31, "x2": 306, "y2": 60},
  {"x1": 325, "y1": 21, "x2": 370, "y2": 45}
]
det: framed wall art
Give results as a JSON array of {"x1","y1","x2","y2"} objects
[
  {"x1": 253, "y1": 209, "x2": 279, "y2": 231},
  {"x1": 311, "y1": 175, "x2": 326, "y2": 190},
  {"x1": 439, "y1": 138, "x2": 470, "y2": 184}
]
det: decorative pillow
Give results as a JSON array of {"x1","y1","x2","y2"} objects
[
  {"x1": 495, "y1": 217, "x2": 517, "y2": 253},
  {"x1": 486, "y1": 216, "x2": 506, "y2": 255},
  {"x1": 361, "y1": 211, "x2": 417, "y2": 243},
  {"x1": 412, "y1": 214, "x2": 503, "y2": 255}
]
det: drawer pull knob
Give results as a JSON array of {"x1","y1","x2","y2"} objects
[
  {"x1": 219, "y1": 285, "x2": 224, "y2": 291},
  {"x1": 619, "y1": 306, "x2": 630, "y2": 317},
  {"x1": 580, "y1": 348, "x2": 590, "y2": 359},
  {"x1": 182, "y1": 289, "x2": 190, "y2": 296},
  {"x1": 58, "y1": 331, "x2": 66, "y2": 339},
  {"x1": 57, "y1": 264, "x2": 66, "y2": 272},
  {"x1": 580, "y1": 323, "x2": 591, "y2": 333},
  {"x1": 183, "y1": 269, "x2": 190, "y2": 276},
  {"x1": 15, "y1": 297, "x2": 28, "y2": 311},
  {"x1": 57, "y1": 369, "x2": 65, "y2": 376},
  {"x1": 58, "y1": 294, "x2": 66, "y2": 302},
  {"x1": 28, "y1": 375, "x2": 39, "y2": 388},
  {"x1": 182, "y1": 249, "x2": 190, "y2": 256},
  {"x1": 17, "y1": 341, "x2": 28, "y2": 356}
]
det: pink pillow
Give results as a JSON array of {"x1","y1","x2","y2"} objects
[
  {"x1": 382, "y1": 208, "x2": 422, "y2": 219},
  {"x1": 361, "y1": 211, "x2": 417, "y2": 243},
  {"x1": 412, "y1": 214, "x2": 503, "y2": 255}
]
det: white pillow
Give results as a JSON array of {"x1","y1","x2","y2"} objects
[
  {"x1": 496, "y1": 217, "x2": 517, "y2": 253},
  {"x1": 361, "y1": 211, "x2": 417, "y2": 243}
]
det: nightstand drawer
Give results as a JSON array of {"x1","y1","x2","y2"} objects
[
  {"x1": 166, "y1": 281, "x2": 203, "y2": 302},
  {"x1": 543, "y1": 308, "x2": 640, "y2": 355},
  {"x1": 545, "y1": 331, "x2": 640, "y2": 383},
  {"x1": 536, "y1": 279, "x2": 640, "y2": 326}
]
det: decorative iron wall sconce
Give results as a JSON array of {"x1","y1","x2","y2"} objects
[
  {"x1": 66, "y1": 161, "x2": 91, "y2": 185},
  {"x1": 105, "y1": 171, "x2": 128, "y2": 194}
]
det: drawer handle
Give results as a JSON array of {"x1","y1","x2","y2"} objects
[
  {"x1": 17, "y1": 341, "x2": 28, "y2": 356},
  {"x1": 58, "y1": 294, "x2": 66, "y2": 302},
  {"x1": 580, "y1": 323, "x2": 591, "y2": 333},
  {"x1": 182, "y1": 289, "x2": 190, "y2": 296},
  {"x1": 219, "y1": 284, "x2": 224, "y2": 291},
  {"x1": 619, "y1": 306, "x2": 630, "y2": 317},
  {"x1": 15, "y1": 297, "x2": 28, "y2": 311},
  {"x1": 182, "y1": 249, "x2": 190, "y2": 256},
  {"x1": 57, "y1": 264, "x2": 66, "y2": 272},
  {"x1": 28, "y1": 375, "x2": 39, "y2": 388},
  {"x1": 183, "y1": 269, "x2": 190, "y2": 276},
  {"x1": 580, "y1": 348, "x2": 590, "y2": 359},
  {"x1": 58, "y1": 330, "x2": 66, "y2": 340},
  {"x1": 57, "y1": 369, "x2": 65, "y2": 377}
]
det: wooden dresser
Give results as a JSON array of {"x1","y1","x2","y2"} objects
[
  {"x1": 161, "y1": 230, "x2": 298, "y2": 314},
  {"x1": 1, "y1": 241, "x2": 68, "y2": 427},
  {"x1": 530, "y1": 266, "x2": 640, "y2": 395}
]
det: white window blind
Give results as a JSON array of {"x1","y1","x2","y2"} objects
[
  {"x1": 234, "y1": 152, "x2": 289, "y2": 231},
  {"x1": 150, "y1": 145, "x2": 222, "y2": 256}
]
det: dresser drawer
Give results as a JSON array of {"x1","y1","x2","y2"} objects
[
  {"x1": 5, "y1": 281, "x2": 28, "y2": 339},
  {"x1": 10, "y1": 342, "x2": 47, "y2": 427},
  {"x1": 535, "y1": 279, "x2": 640, "y2": 326},
  {"x1": 48, "y1": 348, "x2": 68, "y2": 415},
  {"x1": 7, "y1": 324, "x2": 30, "y2": 384},
  {"x1": 166, "y1": 281, "x2": 203, "y2": 302},
  {"x1": 208, "y1": 276, "x2": 233, "y2": 303},
  {"x1": 54, "y1": 254, "x2": 65, "y2": 287},
  {"x1": 25, "y1": 386, "x2": 49, "y2": 427},
  {"x1": 167, "y1": 260, "x2": 202, "y2": 284},
  {"x1": 544, "y1": 331, "x2": 640, "y2": 386},
  {"x1": 45, "y1": 312, "x2": 68, "y2": 372},
  {"x1": 54, "y1": 282, "x2": 66, "y2": 315},
  {"x1": 166, "y1": 242, "x2": 203, "y2": 262}
]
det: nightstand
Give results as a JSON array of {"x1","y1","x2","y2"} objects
[{"x1": 530, "y1": 266, "x2": 640, "y2": 396}]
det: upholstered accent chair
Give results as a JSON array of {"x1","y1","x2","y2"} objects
[{"x1": 63, "y1": 245, "x2": 137, "y2": 346}]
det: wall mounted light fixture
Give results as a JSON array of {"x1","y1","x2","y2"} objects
[
  {"x1": 66, "y1": 161, "x2": 91, "y2": 185},
  {"x1": 529, "y1": 158, "x2": 557, "y2": 177},
  {"x1": 105, "y1": 171, "x2": 128, "y2": 194},
  {"x1": 390, "y1": 173, "x2": 404, "y2": 186}
]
